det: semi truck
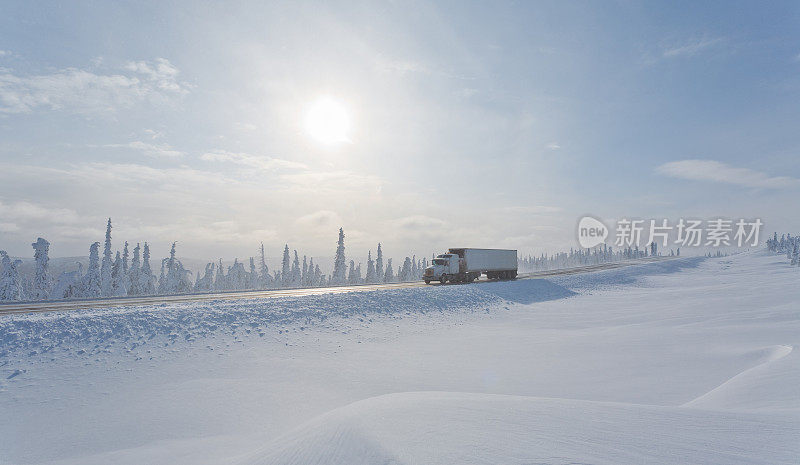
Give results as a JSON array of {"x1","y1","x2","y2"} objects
[{"x1": 423, "y1": 248, "x2": 518, "y2": 284}]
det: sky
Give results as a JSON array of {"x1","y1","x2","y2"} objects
[{"x1": 1, "y1": 1, "x2": 799, "y2": 264}]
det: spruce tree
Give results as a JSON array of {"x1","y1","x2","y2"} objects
[
  {"x1": 0, "y1": 251, "x2": 25, "y2": 301},
  {"x1": 214, "y1": 258, "x2": 226, "y2": 290},
  {"x1": 259, "y1": 243, "x2": 270, "y2": 288},
  {"x1": 281, "y1": 245, "x2": 291, "y2": 287},
  {"x1": 101, "y1": 218, "x2": 113, "y2": 296},
  {"x1": 375, "y1": 243, "x2": 384, "y2": 282},
  {"x1": 384, "y1": 258, "x2": 394, "y2": 282},
  {"x1": 84, "y1": 242, "x2": 102, "y2": 298},
  {"x1": 140, "y1": 243, "x2": 156, "y2": 295},
  {"x1": 332, "y1": 228, "x2": 347, "y2": 285},
  {"x1": 30, "y1": 237, "x2": 51, "y2": 300},
  {"x1": 128, "y1": 243, "x2": 142, "y2": 295},
  {"x1": 365, "y1": 250, "x2": 377, "y2": 283}
]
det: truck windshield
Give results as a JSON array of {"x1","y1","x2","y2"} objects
[{"x1": 432, "y1": 259, "x2": 447, "y2": 265}]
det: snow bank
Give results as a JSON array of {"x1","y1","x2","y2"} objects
[
  {"x1": 684, "y1": 344, "x2": 798, "y2": 411},
  {"x1": 0, "y1": 257, "x2": 700, "y2": 359},
  {"x1": 0, "y1": 285, "x2": 500, "y2": 358}
]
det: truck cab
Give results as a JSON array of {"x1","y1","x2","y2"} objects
[{"x1": 424, "y1": 254, "x2": 461, "y2": 284}]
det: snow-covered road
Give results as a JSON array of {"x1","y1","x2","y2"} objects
[{"x1": 1, "y1": 252, "x2": 798, "y2": 464}]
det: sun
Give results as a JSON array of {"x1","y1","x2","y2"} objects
[{"x1": 305, "y1": 97, "x2": 351, "y2": 146}]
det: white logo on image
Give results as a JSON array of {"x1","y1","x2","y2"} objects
[{"x1": 578, "y1": 216, "x2": 608, "y2": 248}]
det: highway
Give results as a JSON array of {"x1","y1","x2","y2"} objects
[{"x1": 0, "y1": 256, "x2": 674, "y2": 315}]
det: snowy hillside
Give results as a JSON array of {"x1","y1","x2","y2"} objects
[{"x1": 1, "y1": 252, "x2": 798, "y2": 464}]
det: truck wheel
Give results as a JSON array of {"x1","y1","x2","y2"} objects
[
  {"x1": 440, "y1": 274, "x2": 447, "y2": 284},
  {"x1": 424, "y1": 279, "x2": 430, "y2": 285}
]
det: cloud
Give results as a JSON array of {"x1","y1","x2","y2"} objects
[
  {"x1": 656, "y1": 159, "x2": 800, "y2": 189},
  {"x1": 123, "y1": 58, "x2": 185, "y2": 93},
  {"x1": 662, "y1": 36, "x2": 723, "y2": 58},
  {"x1": 546, "y1": 142, "x2": 561, "y2": 150},
  {"x1": 0, "y1": 222, "x2": 20, "y2": 233},
  {"x1": 295, "y1": 210, "x2": 342, "y2": 228},
  {"x1": 104, "y1": 141, "x2": 185, "y2": 158},
  {"x1": 0, "y1": 58, "x2": 188, "y2": 114},
  {"x1": 0, "y1": 50, "x2": 9, "y2": 57},
  {"x1": 201, "y1": 150, "x2": 307, "y2": 171},
  {"x1": 143, "y1": 128, "x2": 164, "y2": 140},
  {"x1": 376, "y1": 57, "x2": 429, "y2": 75},
  {"x1": 234, "y1": 122, "x2": 258, "y2": 132},
  {"x1": 393, "y1": 215, "x2": 447, "y2": 230},
  {"x1": 279, "y1": 170, "x2": 383, "y2": 195},
  {"x1": 502, "y1": 205, "x2": 562, "y2": 214},
  {"x1": 0, "y1": 200, "x2": 82, "y2": 224}
]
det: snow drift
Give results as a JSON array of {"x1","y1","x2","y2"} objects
[{"x1": 243, "y1": 391, "x2": 799, "y2": 465}]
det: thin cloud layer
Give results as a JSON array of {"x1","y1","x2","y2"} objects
[
  {"x1": 662, "y1": 36, "x2": 724, "y2": 58},
  {"x1": 657, "y1": 159, "x2": 800, "y2": 189},
  {"x1": 0, "y1": 58, "x2": 188, "y2": 114}
]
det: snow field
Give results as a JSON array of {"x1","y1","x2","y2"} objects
[{"x1": 1, "y1": 252, "x2": 798, "y2": 465}]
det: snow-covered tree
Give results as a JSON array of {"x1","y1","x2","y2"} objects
[
  {"x1": 157, "y1": 258, "x2": 167, "y2": 294},
  {"x1": 347, "y1": 260, "x2": 356, "y2": 284},
  {"x1": 312, "y1": 261, "x2": 321, "y2": 286},
  {"x1": 120, "y1": 241, "x2": 131, "y2": 294},
  {"x1": 111, "y1": 251, "x2": 127, "y2": 296},
  {"x1": 0, "y1": 251, "x2": 25, "y2": 301},
  {"x1": 301, "y1": 255, "x2": 309, "y2": 287},
  {"x1": 307, "y1": 257, "x2": 315, "y2": 287},
  {"x1": 383, "y1": 258, "x2": 394, "y2": 283},
  {"x1": 365, "y1": 251, "x2": 377, "y2": 283},
  {"x1": 128, "y1": 243, "x2": 142, "y2": 296},
  {"x1": 259, "y1": 243, "x2": 271, "y2": 288},
  {"x1": 281, "y1": 245, "x2": 291, "y2": 287},
  {"x1": 83, "y1": 242, "x2": 102, "y2": 298},
  {"x1": 165, "y1": 242, "x2": 177, "y2": 283},
  {"x1": 195, "y1": 262, "x2": 215, "y2": 292},
  {"x1": 214, "y1": 259, "x2": 226, "y2": 290},
  {"x1": 249, "y1": 257, "x2": 259, "y2": 289},
  {"x1": 331, "y1": 228, "x2": 347, "y2": 285},
  {"x1": 51, "y1": 267, "x2": 82, "y2": 300},
  {"x1": 140, "y1": 243, "x2": 156, "y2": 295},
  {"x1": 30, "y1": 237, "x2": 51, "y2": 300},
  {"x1": 227, "y1": 259, "x2": 248, "y2": 290},
  {"x1": 161, "y1": 242, "x2": 192, "y2": 294},
  {"x1": 172, "y1": 261, "x2": 193, "y2": 293},
  {"x1": 400, "y1": 257, "x2": 413, "y2": 282},
  {"x1": 101, "y1": 218, "x2": 113, "y2": 296},
  {"x1": 122, "y1": 241, "x2": 130, "y2": 273},
  {"x1": 291, "y1": 250, "x2": 301, "y2": 287},
  {"x1": 375, "y1": 243, "x2": 384, "y2": 282}
]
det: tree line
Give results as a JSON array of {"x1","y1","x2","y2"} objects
[
  {"x1": 766, "y1": 232, "x2": 800, "y2": 265},
  {"x1": 0, "y1": 220, "x2": 430, "y2": 302},
  {"x1": 517, "y1": 243, "x2": 679, "y2": 272}
]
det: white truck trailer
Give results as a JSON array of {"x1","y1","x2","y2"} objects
[{"x1": 423, "y1": 248, "x2": 518, "y2": 284}]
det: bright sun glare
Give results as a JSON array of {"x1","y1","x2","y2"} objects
[{"x1": 305, "y1": 97, "x2": 351, "y2": 146}]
